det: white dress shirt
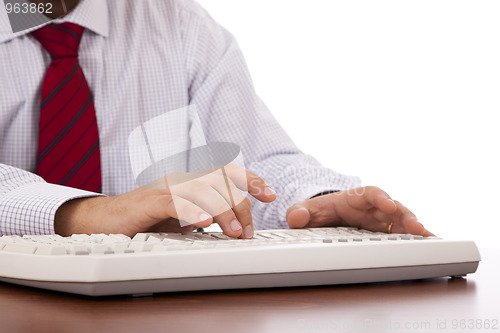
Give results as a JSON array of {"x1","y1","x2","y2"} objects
[{"x1": 0, "y1": 0, "x2": 360, "y2": 235}]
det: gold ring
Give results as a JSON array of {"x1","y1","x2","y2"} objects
[{"x1": 387, "y1": 222, "x2": 393, "y2": 234}]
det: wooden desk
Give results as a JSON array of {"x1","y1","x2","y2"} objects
[{"x1": 0, "y1": 248, "x2": 497, "y2": 333}]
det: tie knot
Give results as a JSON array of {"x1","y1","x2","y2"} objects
[{"x1": 32, "y1": 23, "x2": 84, "y2": 58}]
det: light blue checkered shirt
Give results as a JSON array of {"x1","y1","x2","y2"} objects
[{"x1": 0, "y1": 0, "x2": 360, "y2": 235}]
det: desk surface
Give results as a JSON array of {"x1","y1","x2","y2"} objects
[{"x1": 0, "y1": 248, "x2": 497, "y2": 333}]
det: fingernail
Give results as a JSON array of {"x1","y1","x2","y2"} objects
[
  {"x1": 264, "y1": 186, "x2": 276, "y2": 196},
  {"x1": 199, "y1": 213, "x2": 211, "y2": 222},
  {"x1": 242, "y1": 225, "x2": 253, "y2": 238},
  {"x1": 230, "y1": 219, "x2": 242, "y2": 232}
]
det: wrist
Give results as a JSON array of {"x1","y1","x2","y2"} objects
[{"x1": 54, "y1": 196, "x2": 108, "y2": 236}]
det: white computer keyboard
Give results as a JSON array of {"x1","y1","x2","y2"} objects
[{"x1": 0, "y1": 227, "x2": 480, "y2": 296}]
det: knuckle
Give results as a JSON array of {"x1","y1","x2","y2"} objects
[
  {"x1": 187, "y1": 179, "x2": 207, "y2": 188},
  {"x1": 175, "y1": 200, "x2": 192, "y2": 212},
  {"x1": 215, "y1": 209, "x2": 237, "y2": 223},
  {"x1": 210, "y1": 197, "x2": 232, "y2": 214},
  {"x1": 225, "y1": 163, "x2": 239, "y2": 172},
  {"x1": 348, "y1": 186, "x2": 366, "y2": 196},
  {"x1": 234, "y1": 200, "x2": 251, "y2": 214},
  {"x1": 207, "y1": 172, "x2": 225, "y2": 182},
  {"x1": 163, "y1": 194, "x2": 175, "y2": 207},
  {"x1": 169, "y1": 197, "x2": 192, "y2": 215}
]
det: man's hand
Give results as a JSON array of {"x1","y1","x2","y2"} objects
[
  {"x1": 55, "y1": 165, "x2": 276, "y2": 238},
  {"x1": 286, "y1": 186, "x2": 433, "y2": 236}
]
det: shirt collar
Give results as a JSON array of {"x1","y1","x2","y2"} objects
[{"x1": 0, "y1": 0, "x2": 109, "y2": 44}]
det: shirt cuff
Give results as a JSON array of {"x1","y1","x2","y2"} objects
[
  {"x1": 310, "y1": 190, "x2": 341, "y2": 199},
  {"x1": 290, "y1": 186, "x2": 342, "y2": 211},
  {"x1": 0, "y1": 182, "x2": 102, "y2": 235}
]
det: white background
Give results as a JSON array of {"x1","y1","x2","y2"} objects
[{"x1": 197, "y1": 0, "x2": 500, "y2": 248}]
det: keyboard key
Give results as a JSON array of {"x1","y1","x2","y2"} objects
[
  {"x1": 3, "y1": 242, "x2": 38, "y2": 254},
  {"x1": 109, "y1": 234, "x2": 131, "y2": 241},
  {"x1": 151, "y1": 244, "x2": 168, "y2": 252},
  {"x1": 270, "y1": 232, "x2": 293, "y2": 239},
  {"x1": 35, "y1": 245, "x2": 66, "y2": 255},
  {"x1": 132, "y1": 233, "x2": 153, "y2": 242},
  {"x1": 66, "y1": 244, "x2": 89, "y2": 255},
  {"x1": 90, "y1": 243, "x2": 109, "y2": 254},
  {"x1": 72, "y1": 234, "x2": 90, "y2": 242},
  {"x1": 90, "y1": 234, "x2": 109, "y2": 243},
  {"x1": 128, "y1": 242, "x2": 154, "y2": 252},
  {"x1": 147, "y1": 235, "x2": 166, "y2": 243},
  {"x1": 111, "y1": 242, "x2": 131, "y2": 253}
]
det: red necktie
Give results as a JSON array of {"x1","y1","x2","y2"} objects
[{"x1": 32, "y1": 23, "x2": 101, "y2": 192}]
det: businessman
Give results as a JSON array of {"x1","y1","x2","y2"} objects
[{"x1": 0, "y1": 0, "x2": 432, "y2": 238}]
